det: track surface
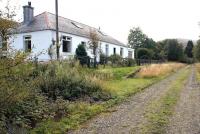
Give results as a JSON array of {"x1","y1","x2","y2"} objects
[{"x1": 70, "y1": 68, "x2": 191, "y2": 134}]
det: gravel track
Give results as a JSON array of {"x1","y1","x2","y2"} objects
[
  {"x1": 166, "y1": 66, "x2": 200, "y2": 134},
  {"x1": 69, "y1": 69, "x2": 185, "y2": 134}
]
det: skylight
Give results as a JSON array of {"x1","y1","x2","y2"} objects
[{"x1": 71, "y1": 22, "x2": 83, "y2": 29}]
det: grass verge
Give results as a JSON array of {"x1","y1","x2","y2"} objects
[
  {"x1": 32, "y1": 64, "x2": 185, "y2": 134},
  {"x1": 195, "y1": 64, "x2": 200, "y2": 81},
  {"x1": 141, "y1": 66, "x2": 190, "y2": 134}
]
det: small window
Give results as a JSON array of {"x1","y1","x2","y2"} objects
[
  {"x1": 120, "y1": 48, "x2": 124, "y2": 57},
  {"x1": 105, "y1": 44, "x2": 109, "y2": 56},
  {"x1": 113, "y1": 47, "x2": 116, "y2": 55},
  {"x1": 24, "y1": 36, "x2": 32, "y2": 52},
  {"x1": 128, "y1": 51, "x2": 133, "y2": 58},
  {"x1": 62, "y1": 36, "x2": 71, "y2": 52}
]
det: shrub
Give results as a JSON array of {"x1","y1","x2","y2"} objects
[
  {"x1": 75, "y1": 44, "x2": 89, "y2": 66},
  {"x1": 0, "y1": 54, "x2": 55, "y2": 133},
  {"x1": 99, "y1": 53, "x2": 108, "y2": 65},
  {"x1": 194, "y1": 40, "x2": 200, "y2": 62},
  {"x1": 109, "y1": 54, "x2": 123, "y2": 67},
  {"x1": 137, "y1": 48, "x2": 153, "y2": 59},
  {"x1": 37, "y1": 62, "x2": 111, "y2": 101},
  {"x1": 0, "y1": 55, "x2": 111, "y2": 133},
  {"x1": 123, "y1": 58, "x2": 136, "y2": 67}
]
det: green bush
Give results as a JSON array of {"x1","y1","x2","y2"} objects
[
  {"x1": 109, "y1": 54, "x2": 123, "y2": 67},
  {"x1": 75, "y1": 44, "x2": 89, "y2": 66},
  {"x1": 99, "y1": 54, "x2": 108, "y2": 65},
  {"x1": 123, "y1": 58, "x2": 136, "y2": 67},
  {"x1": 0, "y1": 55, "x2": 54, "y2": 133},
  {"x1": 0, "y1": 56, "x2": 111, "y2": 133},
  {"x1": 194, "y1": 40, "x2": 200, "y2": 62},
  {"x1": 37, "y1": 62, "x2": 111, "y2": 101},
  {"x1": 136, "y1": 48, "x2": 153, "y2": 59}
]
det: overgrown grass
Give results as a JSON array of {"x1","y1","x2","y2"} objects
[
  {"x1": 136, "y1": 63, "x2": 185, "y2": 78},
  {"x1": 32, "y1": 63, "x2": 185, "y2": 134},
  {"x1": 141, "y1": 66, "x2": 190, "y2": 134},
  {"x1": 95, "y1": 66, "x2": 140, "y2": 80}
]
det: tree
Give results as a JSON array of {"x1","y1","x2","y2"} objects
[
  {"x1": 166, "y1": 39, "x2": 184, "y2": 61},
  {"x1": 143, "y1": 38, "x2": 156, "y2": 50},
  {"x1": 153, "y1": 40, "x2": 168, "y2": 60},
  {"x1": 128, "y1": 27, "x2": 158, "y2": 59},
  {"x1": 194, "y1": 40, "x2": 200, "y2": 62},
  {"x1": 136, "y1": 48, "x2": 153, "y2": 59},
  {"x1": 88, "y1": 29, "x2": 100, "y2": 68},
  {"x1": 0, "y1": 0, "x2": 18, "y2": 52},
  {"x1": 75, "y1": 44, "x2": 88, "y2": 66},
  {"x1": 128, "y1": 27, "x2": 147, "y2": 49},
  {"x1": 184, "y1": 40, "x2": 194, "y2": 58}
]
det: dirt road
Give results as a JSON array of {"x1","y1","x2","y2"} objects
[
  {"x1": 166, "y1": 67, "x2": 200, "y2": 134},
  {"x1": 70, "y1": 68, "x2": 191, "y2": 134}
]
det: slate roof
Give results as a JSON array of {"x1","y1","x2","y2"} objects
[{"x1": 17, "y1": 12, "x2": 126, "y2": 47}]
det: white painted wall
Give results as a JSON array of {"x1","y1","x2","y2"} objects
[
  {"x1": 11, "y1": 30, "x2": 134, "y2": 61},
  {"x1": 12, "y1": 30, "x2": 52, "y2": 61}
]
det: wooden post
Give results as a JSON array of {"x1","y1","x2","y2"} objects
[{"x1": 55, "y1": 0, "x2": 60, "y2": 60}]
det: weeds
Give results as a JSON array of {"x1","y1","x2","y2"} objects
[{"x1": 136, "y1": 63, "x2": 185, "y2": 78}]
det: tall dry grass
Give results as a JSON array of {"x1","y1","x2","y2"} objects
[{"x1": 136, "y1": 63, "x2": 185, "y2": 78}]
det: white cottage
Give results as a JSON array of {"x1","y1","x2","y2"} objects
[{"x1": 10, "y1": 2, "x2": 134, "y2": 61}]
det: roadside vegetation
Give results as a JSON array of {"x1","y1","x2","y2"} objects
[
  {"x1": 136, "y1": 63, "x2": 185, "y2": 78},
  {"x1": 195, "y1": 63, "x2": 200, "y2": 80},
  {"x1": 140, "y1": 66, "x2": 190, "y2": 134},
  {"x1": 32, "y1": 62, "x2": 184, "y2": 134}
]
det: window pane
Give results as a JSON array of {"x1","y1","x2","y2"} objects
[
  {"x1": 113, "y1": 48, "x2": 116, "y2": 55},
  {"x1": 25, "y1": 40, "x2": 31, "y2": 52},
  {"x1": 63, "y1": 40, "x2": 71, "y2": 52},
  {"x1": 120, "y1": 48, "x2": 123, "y2": 57},
  {"x1": 128, "y1": 51, "x2": 132, "y2": 58},
  {"x1": 24, "y1": 36, "x2": 32, "y2": 52},
  {"x1": 25, "y1": 36, "x2": 31, "y2": 40},
  {"x1": 63, "y1": 40, "x2": 68, "y2": 52},
  {"x1": 106, "y1": 44, "x2": 109, "y2": 56}
]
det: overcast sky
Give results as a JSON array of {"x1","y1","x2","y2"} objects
[{"x1": 2, "y1": 0, "x2": 200, "y2": 43}]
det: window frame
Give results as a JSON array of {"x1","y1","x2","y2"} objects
[
  {"x1": 24, "y1": 35, "x2": 32, "y2": 52},
  {"x1": 62, "y1": 36, "x2": 72, "y2": 53},
  {"x1": 120, "y1": 47, "x2": 124, "y2": 57},
  {"x1": 128, "y1": 51, "x2": 133, "y2": 59},
  {"x1": 105, "y1": 44, "x2": 109, "y2": 56},
  {"x1": 113, "y1": 47, "x2": 116, "y2": 55}
]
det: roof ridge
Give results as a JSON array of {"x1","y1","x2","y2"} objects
[
  {"x1": 45, "y1": 11, "x2": 98, "y2": 31},
  {"x1": 44, "y1": 12, "x2": 125, "y2": 44}
]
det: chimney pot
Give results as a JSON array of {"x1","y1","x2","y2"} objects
[
  {"x1": 28, "y1": 2, "x2": 31, "y2": 6},
  {"x1": 23, "y1": 2, "x2": 34, "y2": 24}
]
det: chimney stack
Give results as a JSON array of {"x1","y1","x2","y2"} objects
[{"x1": 23, "y1": 2, "x2": 34, "y2": 24}]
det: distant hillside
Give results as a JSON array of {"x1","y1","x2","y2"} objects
[{"x1": 177, "y1": 39, "x2": 197, "y2": 48}]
